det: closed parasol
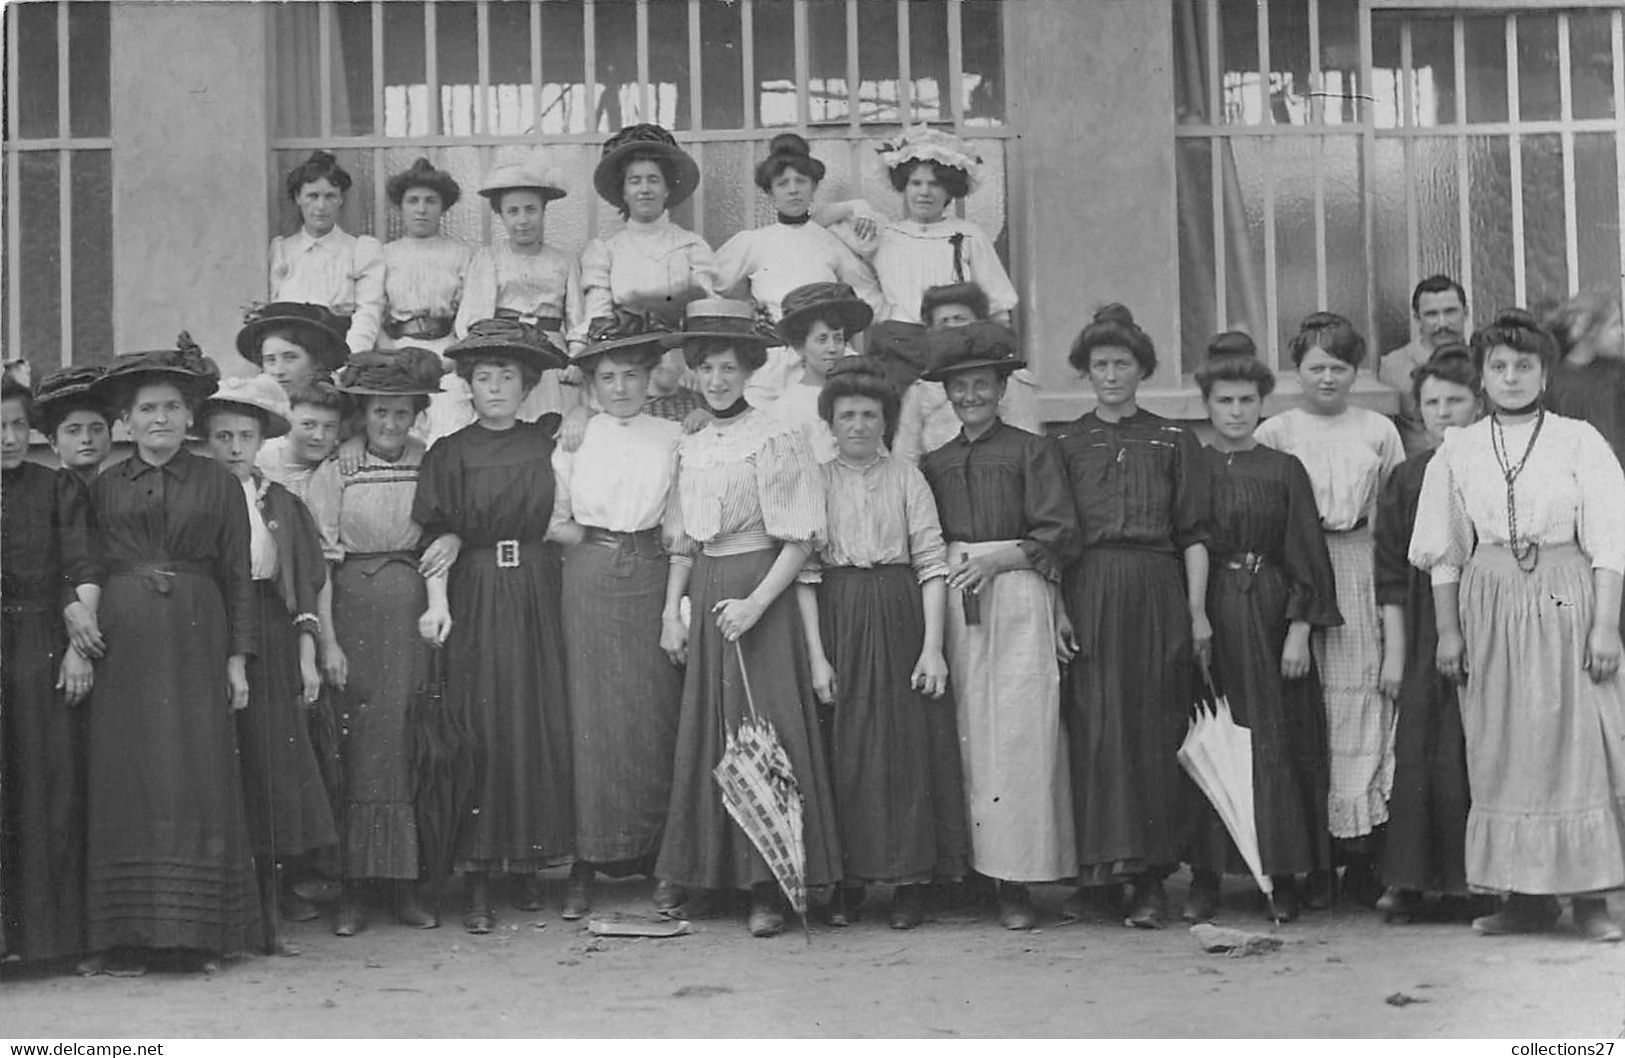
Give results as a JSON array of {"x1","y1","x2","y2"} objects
[
  {"x1": 1178, "y1": 664, "x2": 1281, "y2": 923},
  {"x1": 410, "y1": 645, "x2": 484, "y2": 883},
  {"x1": 712, "y1": 641, "x2": 811, "y2": 943}
]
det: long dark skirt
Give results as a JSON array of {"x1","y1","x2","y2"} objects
[
  {"x1": 1188, "y1": 565, "x2": 1331, "y2": 877},
  {"x1": 563, "y1": 533, "x2": 682, "y2": 868},
  {"x1": 86, "y1": 570, "x2": 261, "y2": 954},
  {"x1": 1, "y1": 601, "x2": 86, "y2": 961},
  {"x1": 655, "y1": 548, "x2": 842, "y2": 892},
  {"x1": 1382, "y1": 670, "x2": 1470, "y2": 893},
  {"x1": 447, "y1": 542, "x2": 573, "y2": 872},
  {"x1": 819, "y1": 566, "x2": 967, "y2": 884},
  {"x1": 332, "y1": 558, "x2": 425, "y2": 879},
  {"x1": 1065, "y1": 547, "x2": 1194, "y2": 884},
  {"x1": 238, "y1": 582, "x2": 339, "y2": 859}
]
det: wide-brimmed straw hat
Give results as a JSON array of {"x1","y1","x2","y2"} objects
[
  {"x1": 576, "y1": 309, "x2": 678, "y2": 367},
  {"x1": 776, "y1": 282, "x2": 875, "y2": 345},
  {"x1": 93, "y1": 333, "x2": 221, "y2": 406},
  {"x1": 477, "y1": 151, "x2": 568, "y2": 205},
  {"x1": 236, "y1": 302, "x2": 349, "y2": 371},
  {"x1": 446, "y1": 318, "x2": 569, "y2": 374},
  {"x1": 919, "y1": 320, "x2": 1025, "y2": 383},
  {"x1": 592, "y1": 123, "x2": 700, "y2": 209},
  {"x1": 200, "y1": 373, "x2": 293, "y2": 438},
  {"x1": 387, "y1": 156, "x2": 462, "y2": 209},
  {"x1": 877, "y1": 125, "x2": 983, "y2": 193},
  {"x1": 333, "y1": 347, "x2": 444, "y2": 397}
]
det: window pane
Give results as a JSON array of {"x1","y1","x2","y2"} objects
[
  {"x1": 1409, "y1": 15, "x2": 1457, "y2": 127},
  {"x1": 1417, "y1": 137, "x2": 1461, "y2": 282},
  {"x1": 593, "y1": 0, "x2": 637, "y2": 132},
  {"x1": 1176, "y1": 137, "x2": 1217, "y2": 373},
  {"x1": 1371, "y1": 13, "x2": 1402, "y2": 129},
  {"x1": 1173, "y1": 0, "x2": 1213, "y2": 125},
  {"x1": 1219, "y1": 138, "x2": 1268, "y2": 340},
  {"x1": 807, "y1": 0, "x2": 849, "y2": 126},
  {"x1": 1322, "y1": 136, "x2": 1367, "y2": 343},
  {"x1": 1218, "y1": 0, "x2": 1262, "y2": 125},
  {"x1": 67, "y1": 1, "x2": 110, "y2": 138},
  {"x1": 1273, "y1": 137, "x2": 1319, "y2": 352},
  {"x1": 1574, "y1": 133, "x2": 1621, "y2": 293},
  {"x1": 17, "y1": 2, "x2": 60, "y2": 139},
  {"x1": 856, "y1": 0, "x2": 901, "y2": 125},
  {"x1": 961, "y1": 0, "x2": 1004, "y2": 125},
  {"x1": 1467, "y1": 136, "x2": 1514, "y2": 317},
  {"x1": 1318, "y1": 0, "x2": 1360, "y2": 126},
  {"x1": 69, "y1": 151, "x2": 112, "y2": 365},
  {"x1": 1268, "y1": 0, "x2": 1311, "y2": 126},
  {"x1": 333, "y1": 2, "x2": 375, "y2": 136},
  {"x1": 1516, "y1": 12, "x2": 1560, "y2": 124},
  {"x1": 1463, "y1": 14, "x2": 1508, "y2": 125},
  {"x1": 753, "y1": 0, "x2": 796, "y2": 128},
  {"x1": 383, "y1": 2, "x2": 430, "y2": 137},
  {"x1": 437, "y1": 0, "x2": 479, "y2": 136},
  {"x1": 487, "y1": 1, "x2": 534, "y2": 136},
  {"x1": 646, "y1": 0, "x2": 693, "y2": 131},
  {"x1": 274, "y1": 3, "x2": 320, "y2": 138},
  {"x1": 19, "y1": 152, "x2": 61, "y2": 365},
  {"x1": 1571, "y1": 11, "x2": 1617, "y2": 121},
  {"x1": 540, "y1": 1, "x2": 590, "y2": 135},
  {"x1": 1521, "y1": 134, "x2": 1566, "y2": 308},
  {"x1": 908, "y1": 0, "x2": 948, "y2": 124},
  {"x1": 1371, "y1": 138, "x2": 1411, "y2": 351},
  {"x1": 699, "y1": 0, "x2": 745, "y2": 129}
]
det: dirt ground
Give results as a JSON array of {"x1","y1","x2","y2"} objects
[{"x1": 3, "y1": 871, "x2": 1621, "y2": 1039}]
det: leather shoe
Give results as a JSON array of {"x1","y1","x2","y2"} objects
[
  {"x1": 889, "y1": 885, "x2": 924, "y2": 930},
  {"x1": 749, "y1": 893, "x2": 785, "y2": 938},
  {"x1": 562, "y1": 872, "x2": 592, "y2": 921},
  {"x1": 394, "y1": 883, "x2": 438, "y2": 929},
  {"x1": 1124, "y1": 879, "x2": 1166, "y2": 929},
  {"x1": 1302, "y1": 869, "x2": 1335, "y2": 910},
  {"x1": 998, "y1": 883, "x2": 1038, "y2": 930},
  {"x1": 1182, "y1": 871, "x2": 1220, "y2": 923},
  {"x1": 825, "y1": 886, "x2": 863, "y2": 927},
  {"x1": 652, "y1": 879, "x2": 685, "y2": 913},
  {"x1": 511, "y1": 874, "x2": 548, "y2": 912},
  {"x1": 334, "y1": 899, "x2": 366, "y2": 938},
  {"x1": 1268, "y1": 877, "x2": 1301, "y2": 923},
  {"x1": 462, "y1": 908, "x2": 495, "y2": 934},
  {"x1": 1573, "y1": 897, "x2": 1624, "y2": 943},
  {"x1": 1473, "y1": 894, "x2": 1561, "y2": 936}
]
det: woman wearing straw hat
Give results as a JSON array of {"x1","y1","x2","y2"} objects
[
  {"x1": 917, "y1": 321, "x2": 1077, "y2": 930},
  {"x1": 78, "y1": 338, "x2": 262, "y2": 976},
  {"x1": 237, "y1": 301, "x2": 351, "y2": 396},
  {"x1": 200, "y1": 375, "x2": 338, "y2": 947},
  {"x1": 548, "y1": 313, "x2": 687, "y2": 919},
  {"x1": 415, "y1": 320, "x2": 575, "y2": 933},
  {"x1": 307, "y1": 347, "x2": 445, "y2": 937},
  {"x1": 33, "y1": 365, "x2": 113, "y2": 485},
  {"x1": 269, "y1": 150, "x2": 385, "y2": 358},
  {"x1": 654, "y1": 298, "x2": 841, "y2": 938},
  {"x1": 1, "y1": 373, "x2": 96, "y2": 966}
]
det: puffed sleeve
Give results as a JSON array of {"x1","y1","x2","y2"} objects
[
  {"x1": 576, "y1": 236, "x2": 613, "y2": 344},
  {"x1": 902, "y1": 462, "x2": 949, "y2": 583},
  {"x1": 829, "y1": 233, "x2": 885, "y2": 317},
  {"x1": 411, "y1": 438, "x2": 459, "y2": 541},
  {"x1": 755, "y1": 426, "x2": 825, "y2": 550},
  {"x1": 712, "y1": 229, "x2": 754, "y2": 301},
  {"x1": 346, "y1": 235, "x2": 386, "y2": 355},
  {"x1": 1283, "y1": 453, "x2": 1343, "y2": 627},
  {"x1": 964, "y1": 223, "x2": 1018, "y2": 319},
  {"x1": 54, "y1": 469, "x2": 100, "y2": 591},
  {"x1": 217, "y1": 470, "x2": 259, "y2": 659},
  {"x1": 1019, "y1": 433, "x2": 1078, "y2": 581},
  {"x1": 562, "y1": 253, "x2": 586, "y2": 346},
  {"x1": 684, "y1": 230, "x2": 718, "y2": 299},
  {"x1": 267, "y1": 236, "x2": 290, "y2": 300},
  {"x1": 661, "y1": 446, "x2": 694, "y2": 570},
  {"x1": 1171, "y1": 425, "x2": 1212, "y2": 552},
  {"x1": 1576, "y1": 420, "x2": 1625, "y2": 575},
  {"x1": 305, "y1": 459, "x2": 346, "y2": 563},
  {"x1": 821, "y1": 199, "x2": 882, "y2": 260},
  {"x1": 1373, "y1": 457, "x2": 1417, "y2": 609},
  {"x1": 454, "y1": 248, "x2": 498, "y2": 339},
  {"x1": 1408, "y1": 430, "x2": 1474, "y2": 586}
]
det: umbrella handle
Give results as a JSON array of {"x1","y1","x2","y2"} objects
[
  {"x1": 1197, "y1": 657, "x2": 1222, "y2": 707},
  {"x1": 733, "y1": 640, "x2": 763, "y2": 723}
]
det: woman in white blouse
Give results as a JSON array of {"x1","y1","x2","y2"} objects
[
  {"x1": 547, "y1": 316, "x2": 686, "y2": 920},
  {"x1": 1410, "y1": 309, "x2": 1625, "y2": 943},
  {"x1": 269, "y1": 151, "x2": 385, "y2": 359}
]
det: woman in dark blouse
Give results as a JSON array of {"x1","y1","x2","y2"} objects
[
  {"x1": 80, "y1": 341, "x2": 263, "y2": 976},
  {"x1": 919, "y1": 321, "x2": 1078, "y2": 931},
  {"x1": 1187, "y1": 345, "x2": 1341, "y2": 923},
  {"x1": 1056, "y1": 304, "x2": 1210, "y2": 930},
  {"x1": 414, "y1": 319, "x2": 574, "y2": 934}
]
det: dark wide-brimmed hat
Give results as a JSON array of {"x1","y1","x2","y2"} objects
[
  {"x1": 592, "y1": 123, "x2": 700, "y2": 210},
  {"x1": 919, "y1": 320, "x2": 1025, "y2": 383},
  {"x1": 200, "y1": 373, "x2": 292, "y2": 438},
  {"x1": 33, "y1": 365, "x2": 111, "y2": 430},
  {"x1": 446, "y1": 318, "x2": 569, "y2": 374},
  {"x1": 776, "y1": 282, "x2": 875, "y2": 345},
  {"x1": 667, "y1": 299, "x2": 780, "y2": 369},
  {"x1": 576, "y1": 309, "x2": 677, "y2": 367},
  {"x1": 387, "y1": 156, "x2": 462, "y2": 209},
  {"x1": 333, "y1": 347, "x2": 444, "y2": 397},
  {"x1": 477, "y1": 151, "x2": 568, "y2": 205},
  {"x1": 236, "y1": 302, "x2": 349, "y2": 371},
  {"x1": 93, "y1": 333, "x2": 221, "y2": 406},
  {"x1": 865, "y1": 320, "x2": 932, "y2": 393}
]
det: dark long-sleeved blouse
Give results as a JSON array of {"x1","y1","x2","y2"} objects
[
  {"x1": 1547, "y1": 357, "x2": 1625, "y2": 470},
  {"x1": 412, "y1": 417, "x2": 562, "y2": 545},
  {"x1": 89, "y1": 447, "x2": 257, "y2": 658},
  {"x1": 918, "y1": 419, "x2": 1077, "y2": 581},
  {"x1": 1056, "y1": 409, "x2": 1210, "y2": 555},
  {"x1": 1374, "y1": 449, "x2": 1433, "y2": 653},
  {"x1": 1203, "y1": 444, "x2": 1342, "y2": 627},
  {"x1": 1, "y1": 462, "x2": 97, "y2": 611}
]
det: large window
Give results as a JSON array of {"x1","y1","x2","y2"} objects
[
  {"x1": 1174, "y1": 1, "x2": 1624, "y2": 372},
  {"x1": 3, "y1": 1, "x2": 114, "y2": 372},
  {"x1": 270, "y1": 0, "x2": 1013, "y2": 275}
]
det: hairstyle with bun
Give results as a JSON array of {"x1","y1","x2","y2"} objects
[
  {"x1": 817, "y1": 356, "x2": 900, "y2": 440},
  {"x1": 1206, "y1": 331, "x2": 1258, "y2": 360},
  {"x1": 1288, "y1": 311, "x2": 1365, "y2": 368},
  {"x1": 1469, "y1": 307, "x2": 1559, "y2": 371},
  {"x1": 888, "y1": 159, "x2": 971, "y2": 202},
  {"x1": 1, "y1": 373, "x2": 33, "y2": 421},
  {"x1": 1409, "y1": 341, "x2": 1481, "y2": 405},
  {"x1": 285, "y1": 149, "x2": 353, "y2": 202},
  {"x1": 755, "y1": 133, "x2": 826, "y2": 193},
  {"x1": 1195, "y1": 350, "x2": 1276, "y2": 399},
  {"x1": 1068, "y1": 302, "x2": 1157, "y2": 377}
]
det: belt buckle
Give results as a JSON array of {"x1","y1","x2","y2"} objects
[
  {"x1": 1244, "y1": 552, "x2": 1263, "y2": 574},
  {"x1": 495, "y1": 539, "x2": 521, "y2": 569}
]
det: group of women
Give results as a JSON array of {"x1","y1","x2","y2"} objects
[{"x1": 4, "y1": 118, "x2": 1625, "y2": 977}]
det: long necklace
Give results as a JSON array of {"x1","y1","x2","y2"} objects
[{"x1": 1489, "y1": 407, "x2": 1545, "y2": 573}]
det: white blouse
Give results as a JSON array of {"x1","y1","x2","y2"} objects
[
  {"x1": 764, "y1": 381, "x2": 837, "y2": 464},
  {"x1": 576, "y1": 215, "x2": 715, "y2": 343},
  {"x1": 551, "y1": 412, "x2": 682, "y2": 533},
  {"x1": 268, "y1": 226, "x2": 386, "y2": 355},
  {"x1": 1409, "y1": 412, "x2": 1625, "y2": 584},
  {"x1": 664, "y1": 409, "x2": 825, "y2": 559},
  {"x1": 383, "y1": 235, "x2": 475, "y2": 324},
  {"x1": 712, "y1": 222, "x2": 884, "y2": 319},
  {"x1": 244, "y1": 478, "x2": 279, "y2": 581},
  {"x1": 1254, "y1": 406, "x2": 1404, "y2": 531},
  {"x1": 834, "y1": 204, "x2": 1018, "y2": 324},
  {"x1": 455, "y1": 242, "x2": 584, "y2": 343}
]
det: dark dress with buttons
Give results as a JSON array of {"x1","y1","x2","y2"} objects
[
  {"x1": 1187, "y1": 445, "x2": 1340, "y2": 878},
  {"x1": 86, "y1": 449, "x2": 262, "y2": 954},
  {"x1": 1, "y1": 462, "x2": 93, "y2": 961},
  {"x1": 1057, "y1": 409, "x2": 1209, "y2": 884},
  {"x1": 413, "y1": 417, "x2": 573, "y2": 871}
]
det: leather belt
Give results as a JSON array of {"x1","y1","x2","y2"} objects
[
  {"x1": 494, "y1": 308, "x2": 563, "y2": 332},
  {"x1": 384, "y1": 314, "x2": 455, "y2": 341},
  {"x1": 109, "y1": 559, "x2": 212, "y2": 595}
]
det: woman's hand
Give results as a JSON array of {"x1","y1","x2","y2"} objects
[
  {"x1": 1055, "y1": 610, "x2": 1079, "y2": 665},
  {"x1": 946, "y1": 552, "x2": 1003, "y2": 595},
  {"x1": 911, "y1": 649, "x2": 948, "y2": 699},
  {"x1": 64, "y1": 601, "x2": 105, "y2": 659},
  {"x1": 713, "y1": 596, "x2": 766, "y2": 642},
  {"x1": 335, "y1": 435, "x2": 368, "y2": 476},
  {"x1": 681, "y1": 408, "x2": 713, "y2": 435},
  {"x1": 850, "y1": 214, "x2": 878, "y2": 242},
  {"x1": 809, "y1": 653, "x2": 838, "y2": 706},
  {"x1": 1585, "y1": 625, "x2": 1622, "y2": 684},
  {"x1": 418, "y1": 533, "x2": 462, "y2": 579},
  {"x1": 58, "y1": 648, "x2": 94, "y2": 706},
  {"x1": 1436, "y1": 630, "x2": 1467, "y2": 684},
  {"x1": 660, "y1": 612, "x2": 689, "y2": 667},
  {"x1": 1378, "y1": 654, "x2": 1404, "y2": 699},
  {"x1": 557, "y1": 405, "x2": 593, "y2": 453},
  {"x1": 321, "y1": 637, "x2": 349, "y2": 690},
  {"x1": 1280, "y1": 627, "x2": 1312, "y2": 681},
  {"x1": 418, "y1": 604, "x2": 453, "y2": 646},
  {"x1": 1191, "y1": 611, "x2": 1214, "y2": 670},
  {"x1": 299, "y1": 653, "x2": 323, "y2": 706},
  {"x1": 227, "y1": 655, "x2": 250, "y2": 712},
  {"x1": 549, "y1": 520, "x2": 587, "y2": 548}
]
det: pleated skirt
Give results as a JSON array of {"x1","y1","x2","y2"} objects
[
  {"x1": 1458, "y1": 543, "x2": 1625, "y2": 895},
  {"x1": 819, "y1": 565, "x2": 968, "y2": 885}
]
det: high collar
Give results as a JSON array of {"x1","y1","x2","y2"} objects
[
  {"x1": 956, "y1": 417, "x2": 1006, "y2": 446},
  {"x1": 120, "y1": 446, "x2": 194, "y2": 480},
  {"x1": 624, "y1": 213, "x2": 672, "y2": 234},
  {"x1": 294, "y1": 226, "x2": 349, "y2": 252}
]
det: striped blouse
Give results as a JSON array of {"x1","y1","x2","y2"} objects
[
  {"x1": 810, "y1": 453, "x2": 950, "y2": 584},
  {"x1": 304, "y1": 439, "x2": 427, "y2": 562}
]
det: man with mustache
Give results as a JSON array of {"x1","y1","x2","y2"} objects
[{"x1": 1380, "y1": 274, "x2": 1470, "y2": 456}]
